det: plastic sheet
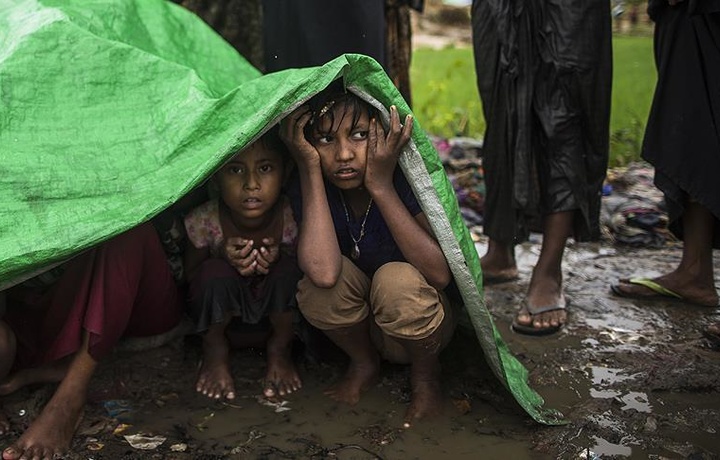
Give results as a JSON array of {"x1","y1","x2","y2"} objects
[{"x1": 0, "y1": 0, "x2": 563, "y2": 425}]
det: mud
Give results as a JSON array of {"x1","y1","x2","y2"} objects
[{"x1": 2, "y1": 238, "x2": 718, "y2": 459}]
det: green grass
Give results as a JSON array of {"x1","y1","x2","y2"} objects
[{"x1": 410, "y1": 36, "x2": 656, "y2": 166}]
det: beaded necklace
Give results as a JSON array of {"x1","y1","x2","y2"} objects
[{"x1": 339, "y1": 192, "x2": 373, "y2": 260}]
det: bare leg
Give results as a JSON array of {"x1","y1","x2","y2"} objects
[
  {"x1": 263, "y1": 311, "x2": 301, "y2": 398},
  {"x1": 480, "y1": 238, "x2": 518, "y2": 281},
  {"x1": 321, "y1": 318, "x2": 380, "y2": 405},
  {"x1": 614, "y1": 202, "x2": 718, "y2": 306},
  {"x1": 395, "y1": 328, "x2": 444, "y2": 424},
  {"x1": 2, "y1": 333, "x2": 97, "y2": 460},
  {"x1": 196, "y1": 318, "x2": 237, "y2": 400},
  {"x1": 514, "y1": 211, "x2": 572, "y2": 332},
  {"x1": 0, "y1": 320, "x2": 16, "y2": 435},
  {"x1": 0, "y1": 358, "x2": 71, "y2": 397}
]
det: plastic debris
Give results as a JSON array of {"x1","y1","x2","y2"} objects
[
  {"x1": 170, "y1": 443, "x2": 188, "y2": 452},
  {"x1": 257, "y1": 397, "x2": 291, "y2": 413},
  {"x1": 124, "y1": 434, "x2": 167, "y2": 450},
  {"x1": 103, "y1": 400, "x2": 134, "y2": 422},
  {"x1": 113, "y1": 423, "x2": 132, "y2": 436}
]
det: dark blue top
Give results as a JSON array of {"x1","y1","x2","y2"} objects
[{"x1": 287, "y1": 168, "x2": 422, "y2": 277}]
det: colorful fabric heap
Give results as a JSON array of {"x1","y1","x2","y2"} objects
[
  {"x1": 0, "y1": 0, "x2": 563, "y2": 424},
  {"x1": 601, "y1": 164, "x2": 674, "y2": 248}
]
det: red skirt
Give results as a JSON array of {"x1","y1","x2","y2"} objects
[{"x1": 5, "y1": 222, "x2": 182, "y2": 369}]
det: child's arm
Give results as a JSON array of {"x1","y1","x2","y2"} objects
[
  {"x1": 280, "y1": 107, "x2": 342, "y2": 287},
  {"x1": 365, "y1": 106, "x2": 451, "y2": 290}
]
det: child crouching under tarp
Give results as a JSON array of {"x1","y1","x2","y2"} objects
[{"x1": 0, "y1": 222, "x2": 185, "y2": 460}]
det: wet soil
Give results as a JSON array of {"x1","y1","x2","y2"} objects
[{"x1": 2, "y1": 239, "x2": 719, "y2": 459}]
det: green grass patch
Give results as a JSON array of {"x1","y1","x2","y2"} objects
[{"x1": 410, "y1": 36, "x2": 656, "y2": 166}]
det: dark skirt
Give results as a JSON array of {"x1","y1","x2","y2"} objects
[
  {"x1": 262, "y1": 0, "x2": 386, "y2": 73},
  {"x1": 642, "y1": 5, "x2": 720, "y2": 248},
  {"x1": 471, "y1": 0, "x2": 612, "y2": 243},
  {"x1": 187, "y1": 255, "x2": 302, "y2": 333}
]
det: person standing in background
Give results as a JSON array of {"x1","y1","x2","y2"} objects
[
  {"x1": 610, "y1": 1, "x2": 720, "y2": 324},
  {"x1": 471, "y1": 0, "x2": 612, "y2": 335},
  {"x1": 262, "y1": 0, "x2": 423, "y2": 106}
]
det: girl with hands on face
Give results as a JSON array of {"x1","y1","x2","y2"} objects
[
  {"x1": 280, "y1": 82, "x2": 457, "y2": 426},
  {"x1": 183, "y1": 126, "x2": 303, "y2": 403}
]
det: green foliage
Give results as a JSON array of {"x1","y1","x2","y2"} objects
[
  {"x1": 410, "y1": 46, "x2": 485, "y2": 138},
  {"x1": 410, "y1": 36, "x2": 656, "y2": 166}
]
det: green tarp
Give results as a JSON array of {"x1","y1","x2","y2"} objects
[{"x1": 0, "y1": 0, "x2": 564, "y2": 425}]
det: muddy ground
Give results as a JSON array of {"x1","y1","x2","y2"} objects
[{"x1": 1, "y1": 237, "x2": 719, "y2": 460}]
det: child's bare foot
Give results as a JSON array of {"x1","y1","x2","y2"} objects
[
  {"x1": 0, "y1": 361, "x2": 69, "y2": 396},
  {"x1": 2, "y1": 394, "x2": 82, "y2": 460},
  {"x1": 324, "y1": 360, "x2": 379, "y2": 405},
  {"x1": 404, "y1": 379, "x2": 444, "y2": 425},
  {"x1": 196, "y1": 336, "x2": 235, "y2": 400},
  {"x1": 262, "y1": 348, "x2": 302, "y2": 399}
]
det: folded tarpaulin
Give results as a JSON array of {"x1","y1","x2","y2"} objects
[{"x1": 0, "y1": 0, "x2": 564, "y2": 425}]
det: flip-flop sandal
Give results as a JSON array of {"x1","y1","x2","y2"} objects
[
  {"x1": 611, "y1": 278, "x2": 718, "y2": 307},
  {"x1": 611, "y1": 278, "x2": 683, "y2": 300},
  {"x1": 511, "y1": 296, "x2": 567, "y2": 336}
]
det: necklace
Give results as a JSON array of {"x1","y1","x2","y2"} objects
[{"x1": 339, "y1": 192, "x2": 373, "y2": 260}]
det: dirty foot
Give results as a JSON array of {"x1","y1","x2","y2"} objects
[
  {"x1": 196, "y1": 337, "x2": 235, "y2": 401},
  {"x1": 480, "y1": 253, "x2": 518, "y2": 284},
  {"x1": 0, "y1": 361, "x2": 68, "y2": 396},
  {"x1": 512, "y1": 275, "x2": 567, "y2": 335},
  {"x1": 512, "y1": 297, "x2": 567, "y2": 336},
  {"x1": 262, "y1": 347, "x2": 302, "y2": 399},
  {"x1": 611, "y1": 274, "x2": 718, "y2": 307},
  {"x1": 404, "y1": 379, "x2": 444, "y2": 426},
  {"x1": 324, "y1": 361, "x2": 379, "y2": 405},
  {"x1": 2, "y1": 396, "x2": 82, "y2": 460}
]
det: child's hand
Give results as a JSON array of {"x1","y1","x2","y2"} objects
[
  {"x1": 279, "y1": 106, "x2": 320, "y2": 167},
  {"x1": 254, "y1": 238, "x2": 280, "y2": 275},
  {"x1": 365, "y1": 105, "x2": 413, "y2": 193},
  {"x1": 223, "y1": 237, "x2": 258, "y2": 276}
]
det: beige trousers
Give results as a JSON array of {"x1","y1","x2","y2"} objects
[{"x1": 297, "y1": 257, "x2": 455, "y2": 364}]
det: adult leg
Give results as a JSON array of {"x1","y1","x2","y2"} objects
[
  {"x1": 613, "y1": 201, "x2": 718, "y2": 306},
  {"x1": 480, "y1": 238, "x2": 518, "y2": 283},
  {"x1": 296, "y1": 257, "x2": 379, "y2": 405},
  {"x1": 513, "y1": 211, "x2": 572, "y2": 333}
]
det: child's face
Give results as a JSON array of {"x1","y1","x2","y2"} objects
[
  {"x1": 215, "y1": 142, "x2": 285, "y2": 221},
  {"x1": 309, "y1": 102, "x2": 370, "y2": 190}
]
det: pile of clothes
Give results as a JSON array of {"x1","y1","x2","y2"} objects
[
  {"x1": 433, "y1": 135, "x2": 673, "y2": 249},
  {"x1": 600, "y1": 163, "x2": 675, "y2": 248},
  {"x1": 432, "y1": 136, "x2": 485, "y2": 234}
]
